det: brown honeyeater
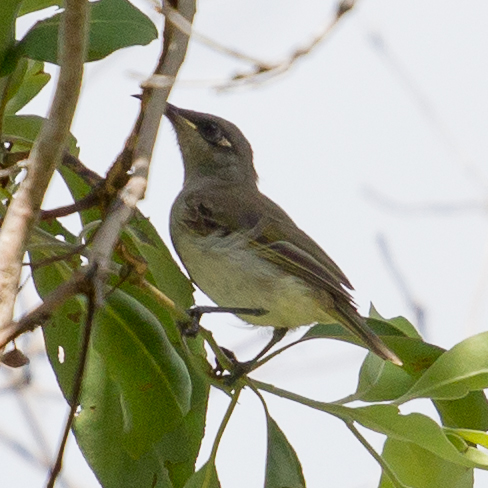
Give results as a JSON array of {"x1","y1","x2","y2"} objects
[{"x1": 166, "y1": 103, "x2": 401, "y2": 366}]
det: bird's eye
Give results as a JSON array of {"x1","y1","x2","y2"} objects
[
  {"x1": 198, "y1": 122, "x2": 233, "y2": 148},
  {"x1": 199, "y1": 122, "x2": 221, "y2": 142}
]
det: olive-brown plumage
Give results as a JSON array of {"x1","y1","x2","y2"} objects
[{"x1": 166, "y1": 103, "x2": 401, "y2": 365}]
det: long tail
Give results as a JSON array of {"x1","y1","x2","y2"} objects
[{"x1": 330, "y1": 303, "x2": 402, "y2": 366}]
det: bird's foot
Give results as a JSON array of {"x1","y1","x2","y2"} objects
[{"x1": 179, "y1": 305, "x2": 268, "y2": 337}]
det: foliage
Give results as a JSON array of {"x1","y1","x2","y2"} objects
[{"x1": 1, "y1": 1, "x2": 488, "y2": 488}]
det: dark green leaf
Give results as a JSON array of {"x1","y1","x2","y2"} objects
[
  {"x1": 74, "y1": 350, "x2": 176, "y2": 488},
  {"x1": 265, "y1": 416, "x2": 306, "y2": 488},
  {"x1": 31, "y1": 210, "x2": 207, "y2": 486},
  {"x1": 344, "y1": 405, "x2": 488, "y2": 469},
  {"x1": 123, "y1": 220, "x2": 194, "y2": 309},
  {"x1": 369, "y1": 304, "x2": 422, "y2": 339},
  {"x1": 354, "y1": 353, "x2": 416, "y2": 402},
  {"x1": 183, "y1": 462, "x2": 220, "y2": 488},
  {"x1": 0, "y1": 0, "x2": 22, "y2": 75},
  {"x1": 18, "y1": 0, "x2": 157, "y2": 64},
  {"x1": 378, "y1": 438, "x2": 473, "y2": 488},
  {"x1": 18, "y1": 0, "x2": 62, "y2": 17},
  {"x1": 435, "y1": 392, "x2": 488, "y2": 431},
  {"x1": 94, "y1": 289, "x2": 192, "y2": 458},
  {"x1": 398, "y1": 331, "x2": 488, "y2": 403},
  {"x1": 5, "y1": 59, "x2": 50, "y2": 114},
  {"x1": 2, "y1": 114, "x2": 79, "y2": 153}
]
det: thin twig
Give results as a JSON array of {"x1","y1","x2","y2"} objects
[
  {"x1": 0, "y1": 160, "x2": 28, "y2": 179},
  {"x1": 345, "y1": 422, "x2": 409, "y2": 488},
  {"x1": 376, "y1": 234, "x2": 426, "y2": 335},
  {"x1": 0, "y1": 271, "x2": 86, "y2": 348},
  {"x1": 46, "y1": 270, "x2": 96, "y2": 488},
  {"x1": 40, "y1": 191, "x2": 101, "y2": 221},
  {"x1": 88, "y1": 0, "x2": 196, "y2": 301},
  {"x1": 146, "y1": 0, "x2": 357, "y2": 91},
  {"x1": 209, "y1": 386, "x2": 242, "y2": 462},
  {"x1": 0, "y1": 0, "x2": 88, "y2": 332}
]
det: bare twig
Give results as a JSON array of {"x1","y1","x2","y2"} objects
[
  {"x1": 0, "y1": 160, "x2": 28, "y2": 179},
  {"x1": 145, "y1": 0, "x2": 356, "y2": 91},
  {"x1": 46, "y1": 270, "x2": 97, "y2": 488},
  {"x1": 0, "y1": 0, "x2": 88, "y2": 332},
  {"x1": 0, "y1": 272, "x2": 86, "y2": 348},
  {"x1": 212, "y1": 0, "x2": 356, "y2": 89},
  {"x1": 376, "y1": 234, "x2": 426, "y2": 335},
  {"x1": 88, "y1": 0, "x2": 196, "y2": 295}
]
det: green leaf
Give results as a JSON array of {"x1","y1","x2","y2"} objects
[
  {"x1": 446, "y1": 428, "x2": 488, "y2": 449},
  {"x1": 183, "y1": 462, "x2": 220, "y2": 488},
  {"x1": 74, "y1": 349, "x2": 176, "y2": 488},
  {"x1": 30, "y1": 209, "x2": 207, "y2": 487},
  {"x1": 0, "y1": 0, "x2": 22, "y2": 75},
  {"x1": 17, "y1": 0, "x2": 157, "y2": 64},
  {"x1": 2, "y1": 114, "x2": 79, "y2": 154},
  {"x1": 369, "y1": 305, "x2": 422, "y2": 339},
  {"x1": 265, "y1": 416, "x2": 306, "y2": 488},
  {"x1": 434, "y1": 391, "x2": 488, "y2": 431},
  {"x1": 54, "y1": 155, "x2": 208, "y2": 487},
  {"x1": 378, "y1": 438, "x2": 474, "y2": 488},
  {"x1": 94, "y1": 289, "x2": 192, "y2": 458},
  {"x1": 123, "y1": 220, "x2": 194, "y2": 309},
  {"x1": 354, "y1": 353, "x2": 416, "y2": 402},
  {"x1": 5, "y1": 59, "x2": 50, "y2": 114},
  {"x1": 344, "y1": 405, "x2": 488, "y2": 470},
  {"x1": 397, "y1": 331, "x2": 488, "y2": 403},
  {"x1": 30, "y1": 225, "x2": 194, "y2": 461},
  {"x1": 18, "y1": 0, "x2": 62, "y2": 17}
]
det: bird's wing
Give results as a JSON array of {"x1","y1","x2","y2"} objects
[
  {"x1": 249, "y1": 195, "x2": 355, "y2": 301},
  {"x1": 180, "y1": 189, "x2": 354, "y2": 302}
]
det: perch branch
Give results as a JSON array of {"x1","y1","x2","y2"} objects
[{"x1": 0, "y1": 0, "x2": 88, "y2": 332}]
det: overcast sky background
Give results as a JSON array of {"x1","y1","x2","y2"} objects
[{"x1": 3, "y1": 1, "x2": 488, "y2": 487}]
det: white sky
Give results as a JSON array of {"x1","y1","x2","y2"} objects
[{"x1": 3, "y1": 1, "x2": 488, "y2": 487}]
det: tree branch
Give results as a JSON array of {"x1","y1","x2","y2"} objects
[
  {"x1": 88, "y1": 0, "x2": 196, "y2": 295},
  {"x1": 0, "y1": 0, "x2": 88, "y2": 332}
]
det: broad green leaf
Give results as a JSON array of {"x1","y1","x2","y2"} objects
[
  {"x1": 445, "y1": 428, "x2": 488, "y2": 452},
  {"x1": 0, "y1": 0, "x2": 22, "y2": 76},
  {"x1": 18, "y1": 0, "x2": 62, "y2": 17},
  {"x1": 74, "y1": 348, "x2": 176, "y2": 488},
  {"x1": 18, "y1": 0, "x2": 158, "y2": 64},
  {"x1": 293, "y1": 398, "x2": 488, "y2": 470},
  {"x1": 2, "y1": 114, "x2": 79, "y2": 153},
  {"x1": 265, "y1": 416, "x2": 306, "y2": 488},
  {"x1": 5, "y1": 59, "x2": 50, "y2": 114},
  {"x1": 397, "y1": 332, "x2": 488, "y2": 403},
  {"x1": 344, "y1": 405, "x2": 488, "y2": 469},
  {"x1": 123, "y1": 221, "x2": 194, "y2": 309},
  {"x1": 31, "y1": 210, "x2": 207, "y2": 486},
  {"x1": 378, "y1": 438, "x2": 473, "y2": 488},
  {"x1": 95, "y1": 289, "x2": 192, "y2": 458},
  {"x1": 354, "y1": 353, "x2": 416, "y2": 402},
  {"x1": 31, "y1": 224, "x2": 194, "y2": 460},
  {"x1": 434, "y1": 392, "x2": 488, "y2": 431},
  {"x1": 369, "y1": 305, "x2": 422, "y2": 339},
  {"x1": 183, "y1": 462, "x2": 220, "y2": 488},
  {"x1": 55, "y1": 155, "x2": 208, "y2": 487}
]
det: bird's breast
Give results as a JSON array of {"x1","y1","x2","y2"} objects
[{"x1": 171, "y1": 228, "x2": 324, "y2": 328}]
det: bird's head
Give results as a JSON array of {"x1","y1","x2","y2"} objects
[{"x1": 165, "y1": 104, "x2": 257, "y2": 185}]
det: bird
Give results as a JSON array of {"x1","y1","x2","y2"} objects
[{"x1": 165, "y1": 103, "x2": 402, "y2": 368}]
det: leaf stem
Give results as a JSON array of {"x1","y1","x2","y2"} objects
[
  {"x1": 345, "y1": 422, "x2": 410, "y2": 488},
  {"x1": 209, "y1": 386, "x2": 242, "y2": 462}
]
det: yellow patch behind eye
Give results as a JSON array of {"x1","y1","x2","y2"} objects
[
  {"x1": 183, "y1": 118, "x2": 197, "y2": 130},
  {"x1": 218, "y1": 137, "x2": 232, "y2": 148}
]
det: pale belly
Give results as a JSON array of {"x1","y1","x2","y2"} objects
[{"x1": 173, "y1": 232, "x2": 326, "y2": 328}]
